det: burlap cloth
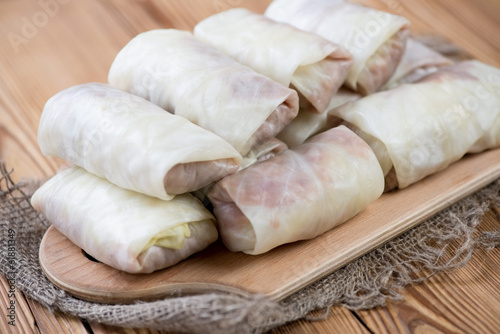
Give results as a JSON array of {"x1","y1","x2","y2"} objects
[
  {"x1": 2, "y1": 158, "x2": 500, "y2": 334},
  {"x1": 1, "y1": 36, "x2": 500, "y2": 334}
]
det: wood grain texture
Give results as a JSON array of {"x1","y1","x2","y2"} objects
[
  {"x1": 90, "y1": 322, "x2": 166, "y2": 334},
  {"x1": 355, "y1": 210, "x2": 500, "y2": 334},
  {"x1": 25, "y1": 299, "x2": 89, "y2": 334},
  {"x1": 355, "y1": 0, "x2": 500, "y2": 67},
  {"x1": 272, "y1": 308, "x2": 370, "y2": 334},
  {"x1": 1, "y1": 0, "x2": 500, "y2": 333},
  {"x1": 0, "y1": 275, "x2": 38, "y2": 334}
]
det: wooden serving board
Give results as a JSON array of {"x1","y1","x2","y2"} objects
[{"x1": 38, "y1": 148, "x2": 500, "y2": 304}]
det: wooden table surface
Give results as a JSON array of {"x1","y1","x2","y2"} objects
[{"x1": 1, "y1": 0, "x2": 500, "y2": 333}]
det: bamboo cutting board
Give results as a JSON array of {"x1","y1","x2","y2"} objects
[{"x1": 39, "y1": 148, "x2": 500, "y2": 304}]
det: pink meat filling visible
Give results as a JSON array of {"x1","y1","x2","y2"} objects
[
  {"x1": 357, "y1": 28, "x2": 410, "y2": 95},
  {"x1": 164, "y1": 158, "x2": 240, "y2": 194}
]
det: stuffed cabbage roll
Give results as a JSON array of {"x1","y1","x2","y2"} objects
[
  {"x1": 108, "y1": 29, "x2": 299, "y2": 155},
  {"x1": 31, "y1": 167, "x2": 218, "y2": 274},
  {"x1": 194, "y1": 8, "x2": 352, "y2": 113},
  {"x1": 329, "y1": 60, "x2": 500, "y2": 189},
  {"x1": 265, "y1": 0, "x2": 410, "y2": 95},
  {"x1": 208, "y1": 125, "x2": 384, "y2": 255},
  {"x1": 277, "y1": 89, "x2": 361, "y2": 148},
  {"x1": 382, "y1": 38, "x2": 453, "y2": 90},
  {"x1": 38, "y1": 83, "x2": 242, "y2": 201}
]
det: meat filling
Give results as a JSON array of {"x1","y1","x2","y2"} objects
[
  {"x1": 164, "y1": 158, "x2": 240, "y2": 195},
  {"x1": 357, "y1": 28, "x2": 409, "y2": 95}
]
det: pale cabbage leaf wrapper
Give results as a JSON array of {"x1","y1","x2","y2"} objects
[
  {"x1": 277, "y1": 88, "x2": 361, "y2": 148},
  {"x1": 329, "y1": 60, "x2": 500, "y2": 189},
  {"x1": 265, "y1": 0, "x2": 410, "y2": 95},
  {"x1": 31, "y1": 167, "x2": 218, "y2": 274},
  {"x1": 470, "y1": 120, "x2": 500, "y2": 153},
  {"x1": 208, "y1": 126, "x2": 384, "y2": 255},
  {"x1": 108, "y1": 29, "x2": 299, "y2": 155},
  {"x1": 194, "y1": 8, "x2": 352, "y2": 113},
  {"x1": 382, "y1": 38, "x2": 453, "y2": 90},
  {"x1": 37, "y1": 83, "x2": 242, "y2": 201},
  {"x1": 468, "y1": 66, "x2": 500, "y2": 152}
]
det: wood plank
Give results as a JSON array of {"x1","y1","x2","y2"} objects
[
  {"x1": 145, "y1": 0, "x2": 270, "y2": 30},
  {"x1": 272, "y1": 308, "x2": 369, "y2": 334},
  {"x1": 0, "y1": 275, "x2": 39, "y2": 333},
  {"x1": 90, "y1": 322, "x2": 166, "y2": 334},
  {"x1": 356, "y1": 0, "x2": 500, "y2": 67},
  {"x1": 355, "y1": 210, "x2": 500, "y2": 333},
  {"x1": 38, "y1": 148, "x2": 500, "y2": 304},
  {"x1": 25, "y1": 298, "x2": 89, "y2": 334},
  {"x1": 87, "y1": 306, "x2": 371, "y2": 334}
]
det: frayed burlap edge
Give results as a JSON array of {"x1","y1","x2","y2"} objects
[{"x1": 1, "y1": 159, "x2": 500, "y2": 334}]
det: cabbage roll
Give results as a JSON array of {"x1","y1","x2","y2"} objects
[
  {"x1": 277, "y1": 89, "x2": 361, "y2": 148},
  {"x1": 108, "y1": 29, "x2": 299, "y2": 155},
  {"x1": 38, "y1": 83, "x2": 242, "y2": 201},
  {"x1": 31, "y1": 167, "x2": 218, "y2": 274},
  {"x1": 382, "y1": 38, "x2": 453, "y2": 90},
  {"x1": 194, "y1": 8, "x2": 352, "y2": 113},
  {"x1": 265, "y1": 0, "x2": 410, "y2": 95},
  {"x1": 208, "y1": 126, "x2": 384, "y2": 255},
  {"x1": 329, "y1": 60, "x2": 500, "y2": 189}
]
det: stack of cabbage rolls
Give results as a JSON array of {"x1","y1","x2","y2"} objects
[{"x1": 32, "y1": 0, "x2": 500, "y2": 272}]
